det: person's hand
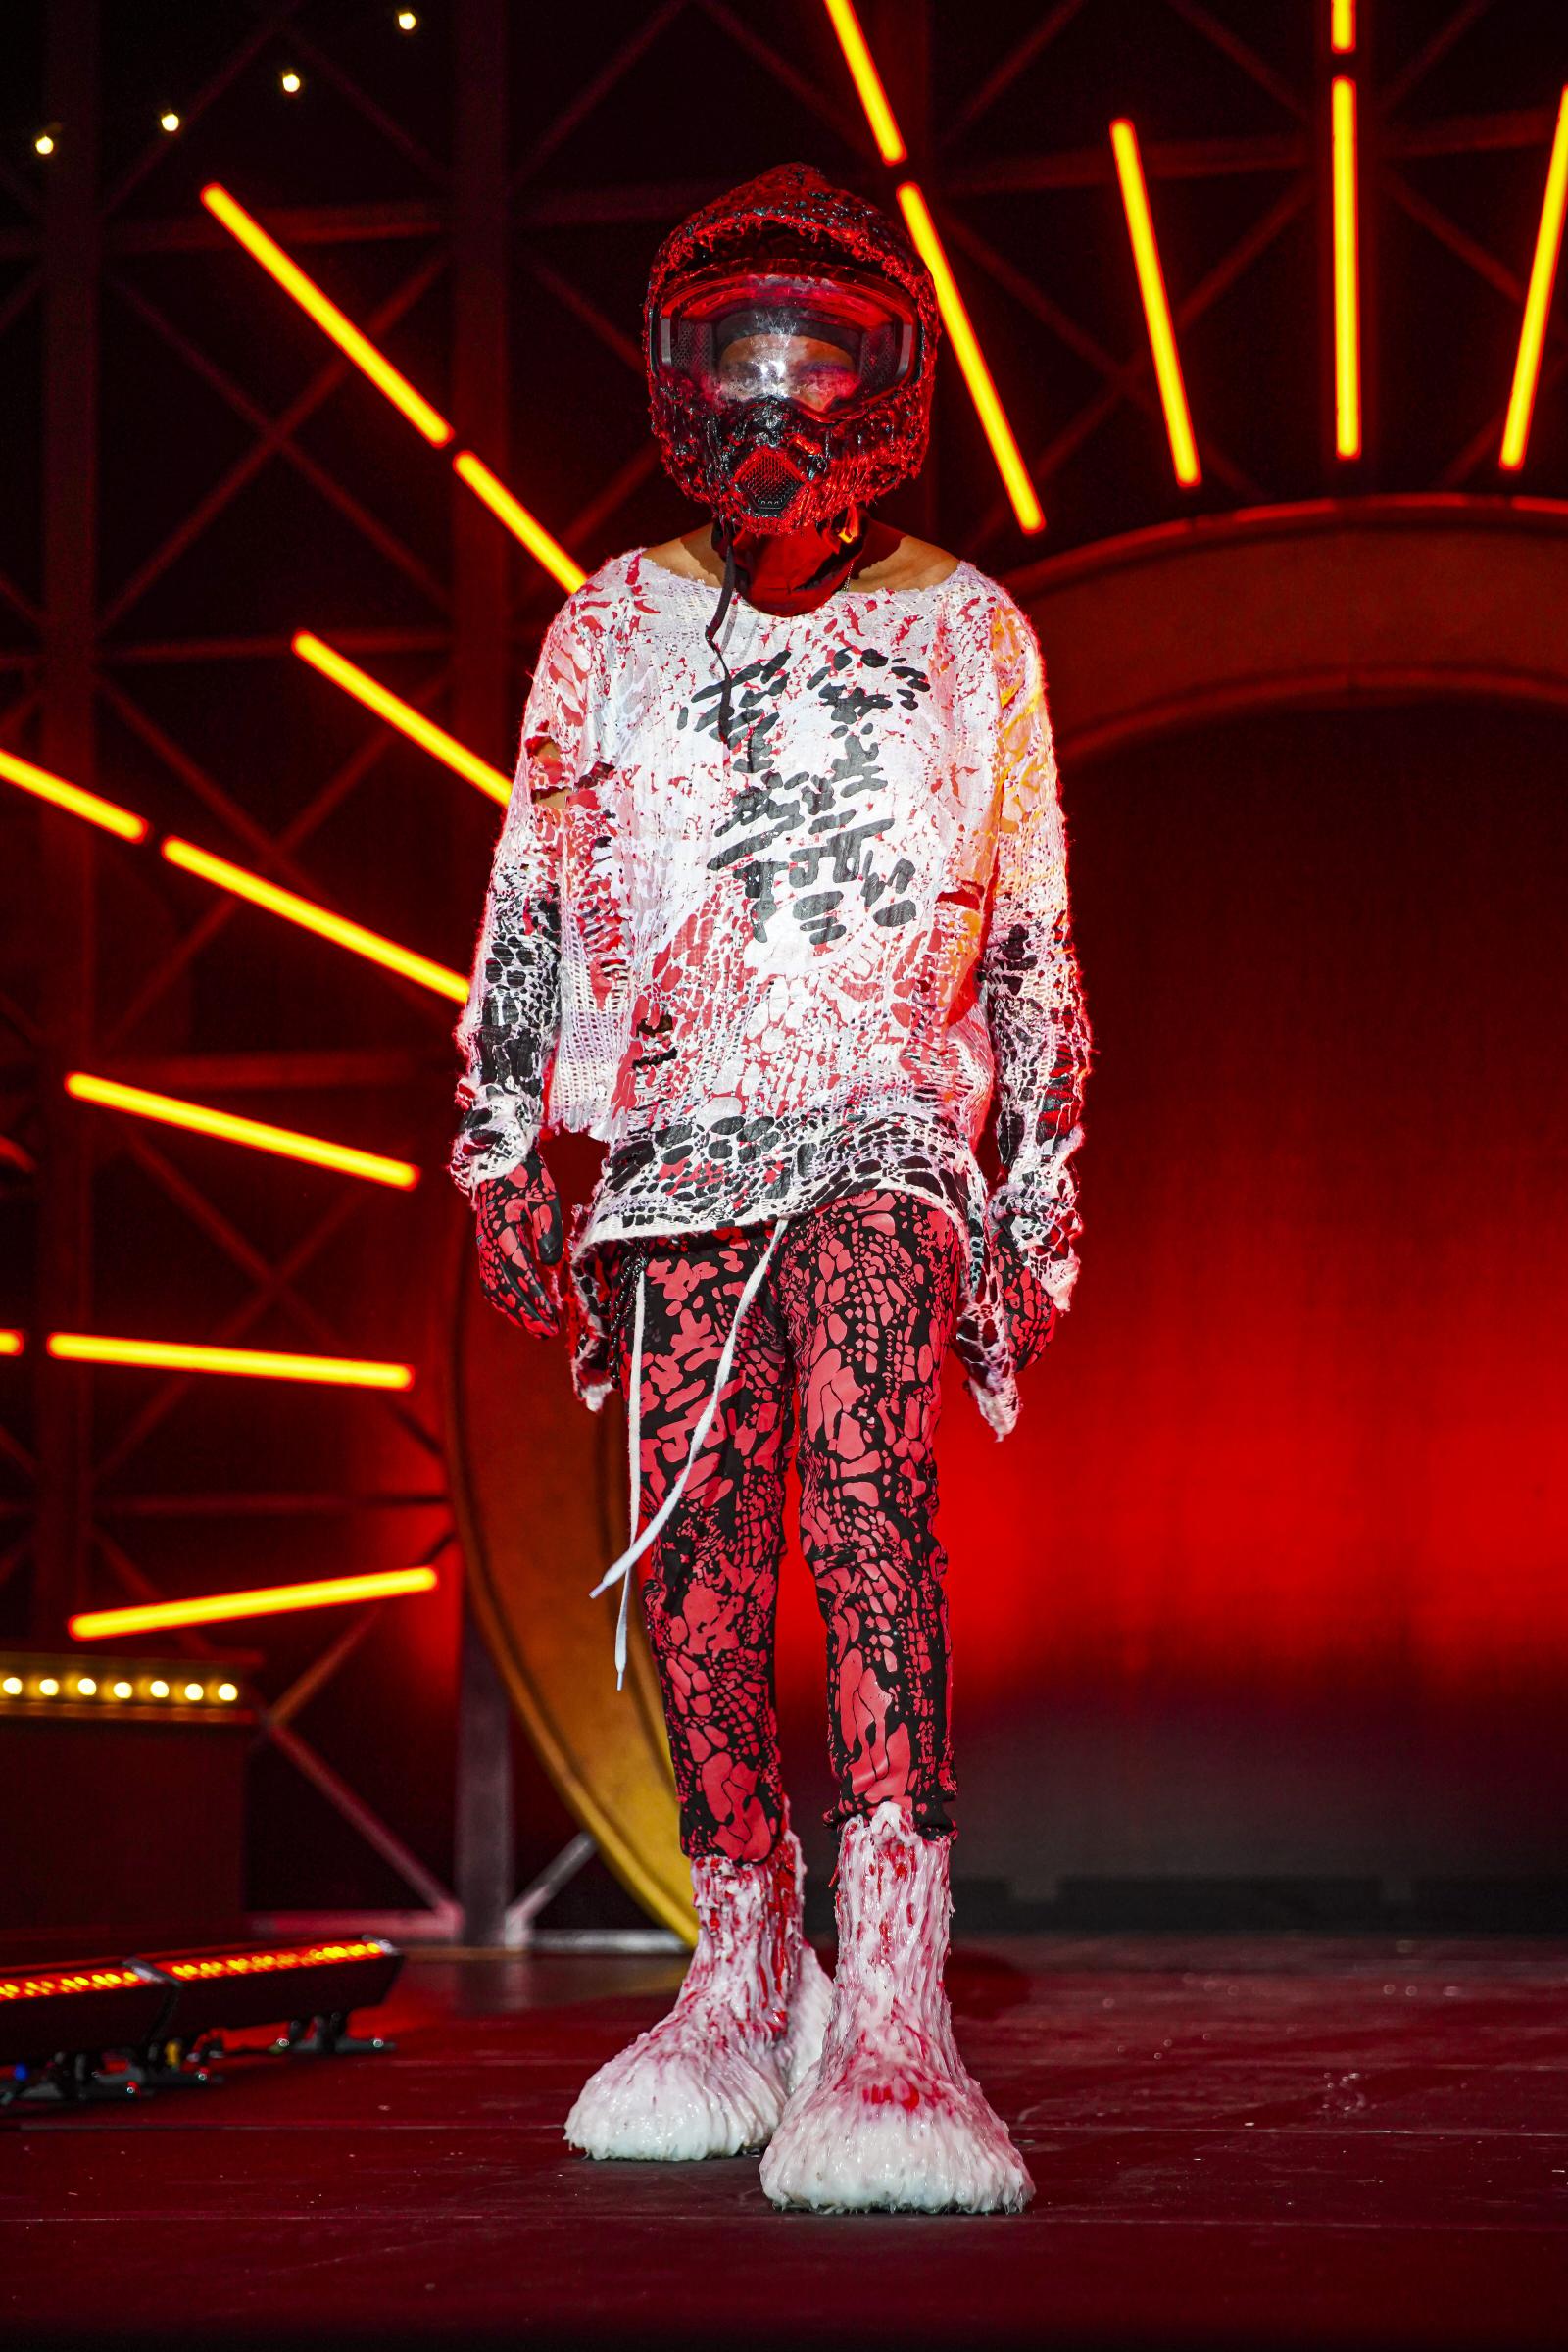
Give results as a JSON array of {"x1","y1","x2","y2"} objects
[
  {"x1": 993, "y1": 1224, "x2": 1056, "y2": 1373},
  {"x1": 474, "y1": 1151, "x2": 563, "y2": 1337}
]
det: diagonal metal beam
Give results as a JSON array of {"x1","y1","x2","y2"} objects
[
  {"x1": 941, "y1": 0, "x2": 1088, "y2": 152},
  {"x1": 99, "y1": 674, "x2": 359, "y2": 891},
  {"x1": 514, "y1": 0, "x2": 689, "y2": 185},
  {"x1": 698, "y1": 0, "x2": 865, "y2": 152},
  {"x1": 1383, "y1": 166, "x2": 1568, "y2": 322},
  {"x1": 275, "y1": 20, "x2": 448, "y2": 186},
  {"x1": 527, "y1": 256, "x2": 644, "y2": 374},
  {"x1": 102, "y1": 258, "x2": 449, "y2": 631},
  {"x1": 110, "y1": 275, "x2": 448, "y2": 614},
  {"x1": 91, "y1": 1187, "x2": 366, "y2": 1482},
  {"x1": 105, "y1": 0, "x2": 308, "y2": 215},
  {"x1": 101, "y1": 722, "x2": 446, "y2": 1052},
  {"x1": 263, "y1": 1712, "x2": 458, "y2": 1913},
  {"x1": 1382, "y1": 0, "x2": 1497, "y2": 119},
  {"x1": 267, "y1": 1602, "x2": 381, "y2": 1731},
  {"x1": 1162, "y1": 0, "x2": 1304, "y2": 122},
  {"x1": 563, "y1": 442, "x2": 662, "y2": 551}
]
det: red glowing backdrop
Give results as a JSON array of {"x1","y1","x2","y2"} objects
[
  {"x1": 457, "y1": 499, "x2": 1568, "y2": 1920},
  {"x1": 770, "y1": 686, "x2": 1568, "y2": 1904}
]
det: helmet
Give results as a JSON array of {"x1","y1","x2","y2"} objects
[{"x1": 646, "y1": 165, "x2": 940, "y2": 535}]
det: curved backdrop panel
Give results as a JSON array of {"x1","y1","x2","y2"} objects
[{"x1": 448, "y1": 495, "x2": 1568, "y2": 1926}]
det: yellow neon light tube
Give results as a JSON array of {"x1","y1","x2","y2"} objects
[
  {"x1": 69, "y1": 1566, "x2": 438, "y2": 1640},
  {"x1": 161, "y1": 837, "x2": 468, "y2": 1004},
  {"x1": 1110, "y1": 121, "x2": 1201, "y2": 487},
  {"x1": 1501, "y1": 87, "x2": 1568, "y2": 471},
  {"x1": 201, "y1": 183, "x2": 454, "y2": 447},
  {"x1": 1332, "y1": 75, "x2": 1362, "y2": 460},
  {"x1": 47, "y1": 1333, "x2": 415, "y2": 1388},
  {"x1": 895, "y1": 184, "x2": 1044, "y2": 534},
  {"x1": 0, "y1": 748, "x2": 149, "y2": 843},
  {"x1": 65, "y1": 1071, "x2": 420, "y2": 1190},
  {"x1": 450, "y1": 453, "x2": 586, "y2": 594},
  {"x1": 822, "y1": 0, "x2": 907, "y2": 166},
  {"x1": 293, "y1": 633, "x2": 511, "y2": 806}
]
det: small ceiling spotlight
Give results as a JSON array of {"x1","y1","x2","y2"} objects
[
  {"x1": 397, "y1": 9, "x2": 418, "y2": 27},
  {"x1": 280, "y1": 71, "x2": 303, "y2": 95},
  {"x1": 76, "y1": 1676, "x2": 98, "y2": 1697},
  {"x1": 34, "y1": 129, "x2": 56, "y2": 156},
  {"x1": 112, "y1": 1680, "x2": 132, "y2": 1699},
  {"x1": 149, "y1": 1678, "x2": 171, "y2": 1698},
  {"x1": 38, "y1": 1677, "x2": 59, "y2": 1696},
  {"x1": 2, "y1": 1676, "x2": 21, "y2": 1696},
  {"x1": 160, "y1": 111, "x2": 180, "y2": 134},
  {"x1": 183, "y1": 1682, "x2": 205, "y2": 1702}
]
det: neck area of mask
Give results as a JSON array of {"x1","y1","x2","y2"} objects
[{"x1": 710, "y1": 513, "x2": 903, "y2": 619}]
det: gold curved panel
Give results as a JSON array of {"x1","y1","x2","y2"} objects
[{"x1": 442, "y1": 1216, "x2": 695, "y2": 1944}]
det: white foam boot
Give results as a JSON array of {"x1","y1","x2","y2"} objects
[
  {"x1": 760, "y1": 1801, "x2": 1034, "y2": 2213},
  {"x1": 565, "y1": 1825, "x2": 833, "y2": 2161}
]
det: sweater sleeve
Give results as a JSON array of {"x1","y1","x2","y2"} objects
[
  {"x1": 449, "y1": 602, "x2": 592, "y2": 1197},
  {"x1": 976, "y1": 595, "x2": 1092, "y2": 1309}
]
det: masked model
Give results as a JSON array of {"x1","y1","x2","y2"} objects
[{"x1": 451, "y1": 167, "x2": 1089, "y2": 2214}]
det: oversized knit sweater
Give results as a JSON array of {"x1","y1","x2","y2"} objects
[{"x1": 452, "y1": 547, "x2": 1090, "y2": 1437}]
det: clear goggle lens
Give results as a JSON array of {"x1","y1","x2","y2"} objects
[{"x1": 655, "y1": 270, "x2": 917, "y2": 416}]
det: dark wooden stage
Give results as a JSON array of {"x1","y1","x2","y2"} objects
[{"x1": 4, "y1": 1933, "x2": 1566, "y2": 2350}]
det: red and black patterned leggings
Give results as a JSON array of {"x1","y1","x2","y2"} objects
[{"x1": 609, "y1": 1188, "x2": 962, "y2": 1864}]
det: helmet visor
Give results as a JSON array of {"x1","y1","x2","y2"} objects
[{"x1": 654, "y1": 268, "x2": 918, "y2": 416}]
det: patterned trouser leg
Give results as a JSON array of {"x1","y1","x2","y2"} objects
[{"x1": 612, "y1": 1188, "x2": 962, "y2": 1862}]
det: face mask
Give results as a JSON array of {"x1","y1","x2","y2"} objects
[{"x1": 646, "y1": 166, "x2": 939, "y2": 540}]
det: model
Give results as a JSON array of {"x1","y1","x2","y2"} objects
[{"x1": 451, "y1": 164, "x2": 1090, "y2": 2214}]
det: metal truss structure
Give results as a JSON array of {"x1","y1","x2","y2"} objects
[{"x1": 0, "y1": 0, "x2": 1564, "y2": 1940}]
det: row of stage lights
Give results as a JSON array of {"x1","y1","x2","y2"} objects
[
  {"x1": 1, "y1": 1669, "x2": 240, "y2": 1704},
  {"x1": 31, "y1": 14, "x2": 422, "y2": 155}
]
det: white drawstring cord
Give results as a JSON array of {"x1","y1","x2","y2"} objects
[
  {"x1": 593, "y1": 1217, "x2": 786, "y2": 1687},
  {"x1": 613, "y1": 1264, "x2": 648, "y2": 1688}
]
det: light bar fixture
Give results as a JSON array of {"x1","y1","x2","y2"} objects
[
  {"x1": 200, "y1": 184, "x2": 453, "y2": 447},
  {"x1": 1109, "y1": 121, "x2": 1201, "y2": 488},
  {"x1": 47, "y1": 1333, "x2": 415, "y2": 1390},
  {"x1": 0, "y1": 1655, "x2": 242, "y2": 1708},
  {"x1": 0, "y1": 747, "x2": 149, "y2": 843},
  {"x1": 449, "y1": 453, "x2": 586, "y2": 594},
  {"x1": 161, "y1": 837, "x2": 468, "y2": 1004},
  {"x1": 1331, "y1": 0, "x2": 1355, "y2": 54},
  {"x1": 822, "y1": 0, "x2": 906, "y2": 165},
  {"x1": 1501, "y1": 86, "x2": 1568, "y2": 472},
  {"x1": 293, "y1": 632, "x2": 512, "y2": 806},
  {"x1": 1331, "y1": 74, "x2": 1362, "y2": 460},
  {"x1": 894, "y1": 184, "x2": 1045, "y2": 533},
  {"x1": 70, "y1": 1567, "x2": 438, "y2": 1641},
  {"x1": 65, "y1": 1071, "x2": 420, "y2": 1191}
]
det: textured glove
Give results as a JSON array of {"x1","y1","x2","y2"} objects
[
  {"x1": 993, "y1": 1222, "x2": 1057, "y2": 1373},
  {"x1": 474, "y1": 1150, "x2": 564, "y2": 1338}
]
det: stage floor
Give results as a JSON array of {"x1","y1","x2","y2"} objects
[{"x1": 3, "y1": 1933, "x2": 1566, "y2": 2349}]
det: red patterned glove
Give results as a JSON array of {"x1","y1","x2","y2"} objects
[
  {"x1": 474, "y1": 1151, "x2": 564, "y2": 1338},
  {"x1": 993, "y1": 1223, "x2": 1056, "y2": 1373}
]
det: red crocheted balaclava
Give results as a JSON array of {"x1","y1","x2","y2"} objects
[{"x1": 646, "y1": 164, "x2": 940, "y2": 540}]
